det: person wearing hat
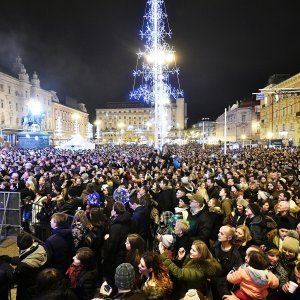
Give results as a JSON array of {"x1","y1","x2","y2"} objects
[
  {"x1": 264, "y1": 243, "x2": 289, "y2": 300},
  {"x1": 0, "y1": 232, "x2": 48, "y2": 300},
  {"x1": 281, "y1": 231, "x2": 300, "y2": 277},
  {"x1": 98, "y1": 263, "x2": 147, "y2": 299},
  {"x1": 174, "y1": 191, "x2": 190, "y2": 221},
  {"x1": 273, "y1": 215, "x2": 295, "y2": 251},
  {"x1": 245, "y1": 203, "x2": 268, "y2": 245},
  {"x1": 187, "y1": 193, "x2": 212, "y2": 245}
]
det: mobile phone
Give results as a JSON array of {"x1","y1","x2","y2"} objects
[{"x1": 104, "y1": 284, "x2": 112, "y2": 293}]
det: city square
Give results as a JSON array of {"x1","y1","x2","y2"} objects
[{"x1": 0, "y1": 1, "x2": 300, "y2": 299}]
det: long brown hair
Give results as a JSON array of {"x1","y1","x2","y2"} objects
[
  {"x1": 142, "y1": 252, "x2": 173, "y2": 289},
  {"x1": 126, "y1": 234, "x2": 145, "y2": 267},
  {"x1": 192, "y1": 240, "x2": 213, "y2": 260}
]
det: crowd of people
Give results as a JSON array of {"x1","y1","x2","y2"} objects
[{"x1": 0, "y1": 144, "x2": 299, "y2": 300}]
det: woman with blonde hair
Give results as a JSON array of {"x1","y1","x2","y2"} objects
[
  {"x1": 159, "y1": 240, "x2": 221, "y2": 299},
  {"x1": 71, "y1": 209, "x2": 93, "y2": 249},
  {"x1": 232, "y1": 224, "x2": 253, "y2": 259}
]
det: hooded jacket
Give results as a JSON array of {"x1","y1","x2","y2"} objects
[
  {"x1": 227, "y1": 266, "x2": 279, "y2": 299},
  {"x1": 6, "y1": 242, "x2": 48, "y2": 300},
  {"x1": 161, "y1": 252, "x2": 221, "y2": 298}
]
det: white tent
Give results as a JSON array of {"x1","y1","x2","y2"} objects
[{"x1": 58, "y1": 134, "x2": 95, "y2": 150}]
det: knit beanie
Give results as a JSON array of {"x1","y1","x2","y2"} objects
[
  {"x1": 247, "y1": 203, "x2": 261, "y2": 216},
  {"x1": 183, "y1": 289, "x2": 201, "y2": 300},
  {"x1": 282, "y1": 236, "x2": 300, "y2": 254},
  {"x1": 161, "y1": 234, "x2": 174, "y2": 249},
  {"x1": 114, "y1": 263, "x2": 135, "y2": 289},
  {"x1": 17, "y1": 232, "x2": 33, "y2": 250}
]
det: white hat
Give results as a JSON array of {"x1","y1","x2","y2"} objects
[{"x1": 161, "y1": 234, "x2": 174, "y2": 249}]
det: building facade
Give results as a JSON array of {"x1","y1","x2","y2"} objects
[
  {"x1": 215, "y1": 100, "x2": 260, "y2": 145},
  {"x1": 0, "y1": 57, "x2": 89, "y2": 145},
  {"x1": 95, "y1": 98, "x2": 187, "y2": 143},
  {"x1": 259, "y1": 73, "x2": 300, "y2": 146}
]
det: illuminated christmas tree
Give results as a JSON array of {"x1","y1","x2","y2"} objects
[{"x1": 130, "y1": 0, "x2": 183, "y2": 149}]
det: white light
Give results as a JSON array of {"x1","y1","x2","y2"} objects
[{"x1": 28, "y1": 99, "x2": 42, "y2": 115}]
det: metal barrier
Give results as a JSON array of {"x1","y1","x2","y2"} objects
[{"x1": 0, "y1": 192, "x2": 22, "y2": 241}]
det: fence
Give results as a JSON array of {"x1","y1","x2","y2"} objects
[{"x1": 0, "y1": 192, "x2": 22, "y2": 241}]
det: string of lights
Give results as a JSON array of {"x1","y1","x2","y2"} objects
[{"x1": 130, "y1": 0, "x2": 183, "y2": 149}]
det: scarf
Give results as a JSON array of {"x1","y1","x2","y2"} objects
[{"x1": 66, "y1": 263, "x2": 84, "y2": 288}]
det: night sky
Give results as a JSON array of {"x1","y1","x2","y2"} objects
[{"x1": 0, "y1": 0, "x2": 299, "y2": 125}]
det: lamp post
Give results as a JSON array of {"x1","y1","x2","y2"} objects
[
  {"x1": 94, "y1": 120, "x2": 101, "y2": 144},
  {"x1": 117, "y1": 122, "x2": 125, "y2": 144},
  {"x1": 72, "y1": 113, "x2": 79, "y2": 135},
  {"x1": 267, "y1": 132, "x2": 273, "y2": 148},
  {"x1": 241, "y1": 134, "x2": 246, "y2": 148}
]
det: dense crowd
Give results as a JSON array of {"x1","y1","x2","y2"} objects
[{"x1": 0, "y1": 144, "x2": 299, "y2": 300}]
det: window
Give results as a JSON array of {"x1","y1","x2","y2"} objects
[
  {"x1": 242, "y1": 115, "x2": 246, "y2": 123},
  {"x1": 0, "y1": 84, "x2": 4, "y2": 91},
  {"x1": 282, "y1": 124, "x2": 286, "y2": 131},
  {"x1": 290, "y1": 123, "x2": 294, "y2": 131},
  {"x1": 8, "y1": 86, "x2": 11, "y2": 94},
  {"x1": 282, "y1": 107, "x2": 286, "y2": 117}
]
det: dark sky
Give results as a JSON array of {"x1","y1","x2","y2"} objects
[{"x1": 0, "y1": 0, "x2": 299, "y2": 125}]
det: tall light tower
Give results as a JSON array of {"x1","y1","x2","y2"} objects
[{"x1": 130, "y1": 0, "x2": 183, "y2": 149}]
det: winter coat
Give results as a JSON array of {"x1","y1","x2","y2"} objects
[
  {"x1": 208, "y1": 207, "x2": 223, "y2": 241},
  {"x1": 187, "y1": 208, "x2": 213, "y2": 244},
  {"x1": 112, "y1": 290, "x2": 148, "y2": 299},
  {"x1": 103, "y1": 211, "x2": 132, "y2": 282},
  {"x1": 220, "y1": 198, "x2": 233, "y2": 225},
  {"x1": 6, "y1": 242, "x2": 48, "y2": 300},
  {"x1": 174, "y1": 233, "x2": 192, "y2": 256},
  {"x1": 45, "y1": 227, "x2": 75, "y2": 274},
  {"x1": 161, "y1": 252, "x2": 221, "y2": 297},
  {"x1": 211, "y1": 242, "x2": 243, "y2": 276},
  {"x1": 227, "y1": 266, "x2": 279, "y2": 299},
  {"x1": 246, "y1": 215, "x2": 267, "y2": 245},
  {"x1": 151, "y1": 188, "x2": 174, "y2": 214},
  {"x1": 131, "y1": 205, "x2": 150, "y2": 241},
  {"x1": 72, "y1": 269, "x2": 98, "y2": 300}
]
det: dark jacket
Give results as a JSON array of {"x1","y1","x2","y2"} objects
[
  {"x1": 174, "y1": 233, "x2": 192, "y2": 255},
  {"x1": 187, "y1": 208, "x2": 213, "y2": 244},
  {"x1": 73, "y1": 269, "x2": 98, "y2": 300},
  {"x1": 151, "y1": 188, "x2": 174, "y2": 214},
  {"x1": 246, "y1": 215, "x2": 267, "y2": 245},
  {"x1": 45, "y1": 227, "x2": 75, "y2": 274},
  {"x1": 103, "y1": 211, "x2": 132, "y2": 283},
  {"x1": 131, "y1": 205, "x2": 150, "y2": 241},
  {"x1": 6, "y1": 242, "x2": 48, "y2": 300},
  {"x1": 208, "y1": 208, "x2": 224, "y2": 241}
]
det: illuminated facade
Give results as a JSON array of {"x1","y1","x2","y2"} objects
[
  {"x1": 0, "y1": 57, "x2": 89, "y2": 145},
  {"x1": 259, "y1": 73, "x2": 300, "y2": 146},
  {"x1": 95, "y1": 98, "x2": 186, "y2": 143},
  {"x1": 215, "y1": 100, "x2": 260, "y2": 144}
]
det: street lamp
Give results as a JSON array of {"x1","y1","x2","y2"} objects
[
  {"x1": 72, "y1": 113, "x2": 79, "y2": 135},
  {"x1": 241, "y1": 134, "x2": 246, "y2": 148},
  {"x1": 267, "y1": 132, "x2": 273, "y2": 148},
  {"x1": 94, "y1": 120, "x2": 101, "y2": 143}
]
